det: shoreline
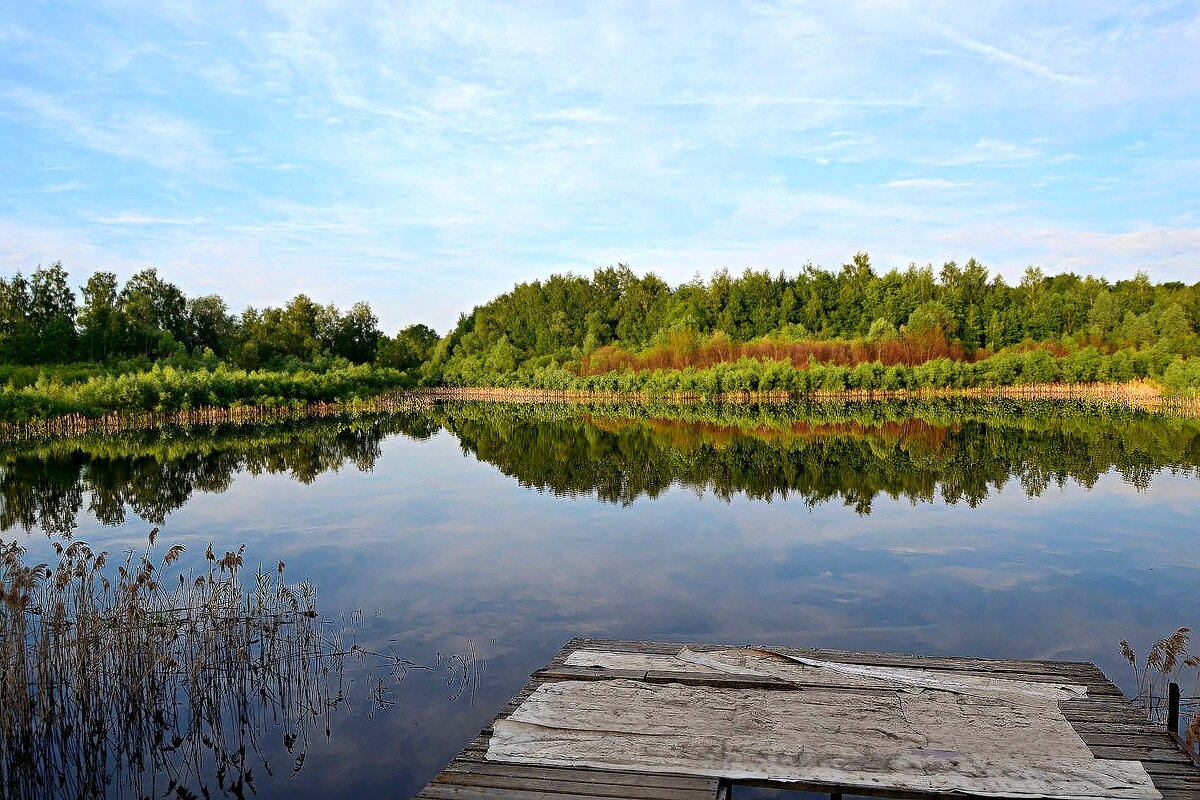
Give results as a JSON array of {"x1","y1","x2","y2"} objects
[
  {"x1": 415, "y1": 382, "x2": 1199, "y2": 413},
  {"x1": 1, "y1": 381, "x2": 1197, "y2": 441}
]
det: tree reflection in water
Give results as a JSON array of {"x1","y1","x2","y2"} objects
[
  {"x1": 0, "y1": 414, "x2": 438, "y2": 536},
  {"x1": 439, "y1": 399, "x2": 1200, "y2": 512},
  {"x1": 0, "y1": 533, "x2": 467, "y2": 800},
  {"x1": 3, "y1": 401, "x2": 1200, "y2": 537}
]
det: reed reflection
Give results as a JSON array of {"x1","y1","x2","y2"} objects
[{"x1": 0, "y1": 533, "x2": 470, "y2": 800}]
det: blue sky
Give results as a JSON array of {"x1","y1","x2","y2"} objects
[{"x1": 1, "y1": 2, "x2": 1198, "y2": 333}]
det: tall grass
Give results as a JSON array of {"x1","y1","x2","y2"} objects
[
  {"x1": 1120, "y1": 628, "x2": 1200, "y2": 756},
  {"x1": 0, "y1": 533, "x2": 463, "y2": 799}
]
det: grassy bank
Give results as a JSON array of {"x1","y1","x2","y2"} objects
[
  {"x1": 445, "y1": 346, "x2": 1200, "y2": 395},
  {"x1": 3, "y1": 352, "x2": 1200, "y2": 437},
  {"x1": 0, "y1": 361, "x2": 416, "y2": 423}
]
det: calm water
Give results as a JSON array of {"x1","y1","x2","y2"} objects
[{"x1": 2, "y1": 400, "x2": 1199, "y2": 797}]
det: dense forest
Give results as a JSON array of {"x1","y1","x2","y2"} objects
[
  {"x1": 431, "y1": 257, "x2": 1200, "y2": 391},
  {"x1": 1, "y1": 257, "x2": 1199, "y2": 419}
]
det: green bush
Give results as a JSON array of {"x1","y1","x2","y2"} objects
[{"x1": 0, "y1": 362, "x2": 415, "y2": 421}]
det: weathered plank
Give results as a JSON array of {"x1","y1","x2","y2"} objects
[
  {"x1": 1086, "y1": 744, "x2": 1193, "y2": 763},
  {"x1": 435, "y1": 772, "x2": 717, "y2": 799},
  {"x1": 415, "y1": 638, "x2": 1199, "y2": 800},
  {"x1": 418, "y1": 785, "x2": 706, "y2": 800},
  {"x1": 440, "y1": 762, "x2": 721, "y2": 790},
  {"x1": 1143, "y1": 761, "x2": 1200, "y2": 776},
  {"x1": 572, "y1": 638, "x2": 1110, "y2": 676},
  {"x1": 568, "y1": 639, "x2": 1123, "y2": 694}
]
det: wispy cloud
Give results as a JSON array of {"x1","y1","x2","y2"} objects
[
  {"x1": 924, "y1": 138, "x2": 1059, "y2": 167},
  {"x1": 883, "y1": 179, "x2": 977, "y2": 190},
  {"x1": 0, "y1": 2, "x2": 1196, "y2": 330},
  {"x1": 924, "y1": 18, "x2": 1087, "y2": 85},
  {"x1": 3, "y1": 85, "x2": 220, "y2": 173},
  {"x1": 90, "y1": 213, "x2": 204, "y2": 226}
]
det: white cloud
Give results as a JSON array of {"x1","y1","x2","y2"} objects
[
  {"x1": 1, "y1": 0, "x2": 1198, "y2": 331},
  {"x1": 924, "y1": 18, "x2": 1087, "y2": 85},
  {"x1": 883, "y1": 179, "x2": 977, "y2": 190},
  {"x1": 3, "y1": 85, "x2": 220, "y2": 173},
  {"x1": 90, "y1": 214, "x2": 204, "y2": 226},
  {"x1": 927, "y1": 138, "x2": 1052, "y2": 167}
]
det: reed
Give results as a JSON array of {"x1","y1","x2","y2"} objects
[
  {"x1": 1120, "y1": 627, "x2": 1200, "y2": 756},
  {"x1": 0, "y1": 393, "x2": 433, "y2": 443},
  {"x1": 415, "y1": 384, "x2": 1200, "y2": 418},
  {"x1": 0, "y1": 531, "x2": 459, "y2": 799}
]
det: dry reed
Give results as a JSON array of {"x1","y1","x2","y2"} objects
[
  {"x1": 0, "y1": 531, "x2": 466, "y2": 799},
  {"x1": 1120, "y1": 627, "x2": 1200, "y2": 756}
]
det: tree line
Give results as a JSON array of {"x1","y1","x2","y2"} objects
[
  {"x1": 431, "y1": 257, "x2": 1200, "y2": 387},
  {"x1": 0, "y1": 262, "x2": 439, "y2": 371},
  {"x1": 3, "y1": 257, "x2": 1199, "y2": 400}
]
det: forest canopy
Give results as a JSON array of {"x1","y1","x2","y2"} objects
[
  {"x1": 1, "y1": 255, "x2": 1199, "y2": 415},
  {"x1": 427, "y1": 256, "x2": 1200, "y2": 390}
]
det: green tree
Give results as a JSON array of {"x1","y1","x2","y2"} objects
[
  {"x1": 187, "y1": 295, "x2": 235, "y2": 356},
  {"x1": 30, "y1": 262, "x2": 78, "y2": 361},
  {"x1": 377, "y1": 323, "x2": 439, "y2": 370},
  {"x1": 119, "y1": 268, "x2": 188, "y2": 356},
  {"x1": 332, "y1": 301, "x2": 382, "y2": 363},
  {"x1": 0, "y1": 272, "x2": 36, "y2": 363},
  {"x1": 1119, "y1": 311, "x2": 1155, "y2": 348},
  {"x1": 1088, "y1": 290, "x2": 1120, "y2": 339},
  {"x1": 78, "y1": 271, "x2": 124, "y2": 361}
]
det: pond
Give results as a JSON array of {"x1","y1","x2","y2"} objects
[{"x1": 2, "y1": 400, "x2": 1198, "y2": 798}]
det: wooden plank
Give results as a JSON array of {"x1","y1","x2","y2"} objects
[
  {"x1": 572, "y1": 639, "x2": 1110, "y2": 677},
  {"x1": 434, "y1": 771, "x2": 717, "y2": 799},
  {"x1": 728, "y1": 775, "x2": 1042, "y2": 800},
  {"x1": 1148, "y1": 775, "x2": 1200, "y2": 790},
  {"x1": 1143, "y1": 762, "x2": 1200, "y2": 777},
  {"x1": 1061, "y1": 702, "x2": 1144, "y2": 717},
  {"x1": 535, "y1": 666, "x2": 649, "y2": 682},
  {"x1": 418, "y1": 785, "x2": 708, "y2": 800},
  {"x1": 1086, "y1": 744, "x2": 1193, "y2": 763},
  {"x1": 440, "y1": 762, "x2": 720, "y2": 791},
  {"x1": 1076, "y1": 731, "x2": 1180, "y2": 748},
  {"x1": 1068, "y1": 721, "x2": 1163, "y2": 734},
  {"x1": 569, "y1": 639, "x2": 1121, "y2": 692},
  {"x1": 419, "y1": 638, "x2": 1199, "y2": 800},
  {"x1": 1061, "y1": 709, "x2": 1149, "y2": 724},
  {"x1": 642, "y1": 670, "x2": 796, "y2": 690},
  {"x1": 1158, "y1": 790, "x2": 1200, "y2": 800},
  {"x1": 548, "y1": 663, "x2": 1119, "y2": 696}
]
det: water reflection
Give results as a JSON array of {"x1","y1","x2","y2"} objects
[
  {"x1": 0, "y1": 415, "x2": 438, "y2": 536},
  {"x1": 7, "y1": 400, "x2": 1196, "y2": 536},
  {"x1": 440, "y1": 400, "x2": 1200, "y2": 511},
  {"x1": 0, "y1": 533, "x2": 474, "y2": 800},
  {"x1": 1, "y1": 401, "x2": 1198, "y2": 797}
]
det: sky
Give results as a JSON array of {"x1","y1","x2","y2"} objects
[{"x1": 1, "y1": 1, "x2": 1198, "y2": 333}]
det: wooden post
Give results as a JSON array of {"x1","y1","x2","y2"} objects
[{"x1": 1168, "y1": 681, "x2": 1180, "y2": 735}]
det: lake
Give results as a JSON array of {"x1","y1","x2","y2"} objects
[{"x1": 2, "y1": 399, "x2": 1198, "y2": 798}]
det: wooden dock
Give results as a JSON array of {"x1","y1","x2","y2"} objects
[{"x1": 415, "y1": 638, "x2": 1200, "y2": 800}]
